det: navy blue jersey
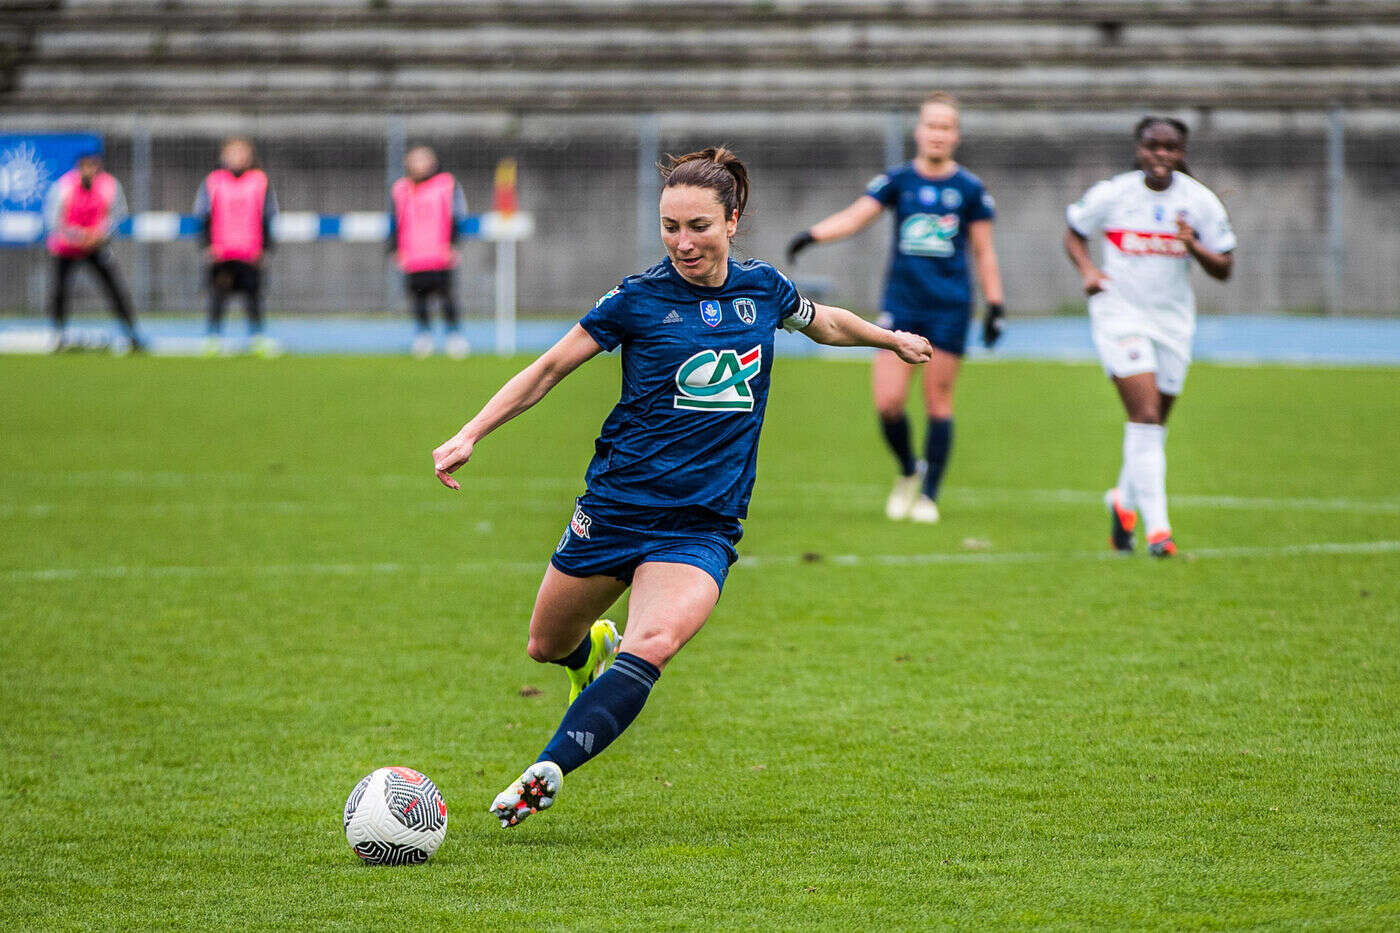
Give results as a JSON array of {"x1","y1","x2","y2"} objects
[
  {"x1": 577, "y1": 257, "x2": 814, "y2": 519},
  {"x1": 866, "y1": 163, "x2": 995, "y2": 314}
]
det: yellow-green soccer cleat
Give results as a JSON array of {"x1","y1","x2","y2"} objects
[
  {"x1": 566, "y1": 619, "x2": 621, "y2": 706},
  {"x1": 489, "y1": 760, "x2": 563, "y2": 828}
]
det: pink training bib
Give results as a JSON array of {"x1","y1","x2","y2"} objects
[
  {"x1": 47, "y1": 170, "x2": 118, "y2": 258},
  {"x1": 206, "y1": 168, "x2": 269, "y2": 262},
  {"x1": 392, "y1": 172, "x2": 458, "y2": 273}
]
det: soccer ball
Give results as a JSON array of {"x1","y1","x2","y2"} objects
[{"x1": 343, "y1": 767, "x2": 447, "y2": 865}]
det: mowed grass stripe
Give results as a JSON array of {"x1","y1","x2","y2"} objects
[{"x1": 5, "y1": 538, "x2": 1398, "y2": 583}]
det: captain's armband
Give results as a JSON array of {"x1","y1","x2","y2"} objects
[{"x1": 782, "y1": 297, "x2": 816, "y2": 332}]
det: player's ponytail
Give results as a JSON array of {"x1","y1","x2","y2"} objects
[{"x1": 659, "y1": 147, "x2": 750, "y2": 223}]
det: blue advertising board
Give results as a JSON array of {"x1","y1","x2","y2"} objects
[{"x1": 0, "y1": 133, "x2": 103, "y2": 246}]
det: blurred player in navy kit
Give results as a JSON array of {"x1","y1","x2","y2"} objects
[
  {"x1": 431, "y1": 147, "x2": 931, "y2": 828},
  {"x1": 389, "y1": 145, "x2": 470, "y2": 359},
  {"x1": 44, "y1": 149, "x2": 146, "y2": 352},
  {"x1": 788, "y1": 92, "x2": 1006, "y2": 523}
]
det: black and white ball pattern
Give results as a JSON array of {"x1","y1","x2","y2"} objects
[{"x1": 343, "y1": 767, "x2": 447, "y2": 865}]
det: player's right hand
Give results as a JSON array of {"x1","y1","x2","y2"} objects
[
  {"x1": 1082, "y1": 270, "x2": 1109, "y2": 296},
  {"x1": 891, "y1": 330, "x2": 933, "y2": 365},
  {"x1": 432, "y1": 430, "x2": 475, "y2": 490},
  {"x1": 785, "y1": 231, "x2": 816, "y2": 264}
]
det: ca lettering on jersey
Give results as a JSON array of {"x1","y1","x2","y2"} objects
[
  {"x1": 673, "y1": 346, "x2": 762, "y2": 412},
  {"x1": 898, "y1": 213, "x2": 958, "y2": 257}
]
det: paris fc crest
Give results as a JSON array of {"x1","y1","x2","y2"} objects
[{"x1": 733, "y1": 298, "x2": 756, "y2": 325}]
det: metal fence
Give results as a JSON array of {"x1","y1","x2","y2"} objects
[{"x1": 3, "y1": 108, "x2": 1397, "y2": 321}]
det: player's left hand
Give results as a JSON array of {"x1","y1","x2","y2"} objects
[
  {"x1": 432, "y1": 430, "x2": 476, "y2": 490},
  {"x1": 981, "y1": 302, "x2": 1005, "y2": 348},
  {"x1": 891, "y1": 330, "x2": 933, "y2": 364},
  {"x1": 1175, "y1": 217, "x2": 1197, "y2": 248}
]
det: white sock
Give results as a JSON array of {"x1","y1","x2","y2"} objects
[
  {"x1": 1115, "y1": 452, "x2": 1135, "y2": 511},
  {"x1": 1124, "y1": 422, "x2": 1169, "y2": 536}
]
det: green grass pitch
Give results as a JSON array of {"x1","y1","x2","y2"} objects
[{"x1": 1, "y1": 354, "x2": 1397, "y2": 929}]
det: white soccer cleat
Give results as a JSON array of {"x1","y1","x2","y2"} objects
[
  {"x1": 411, "y1": 332, "x2": 434, "y2": 359},
  {"x1": 489, "y1": 760, "x2": 563, "y2": 828},
  {"x1": 909, "y1": 495, "x2": 941, "y2": 524},
  {"x1": 885, "y1": 473, "x2": 922, "y2": 520},
  {"x1": 445, "y1": 334, "x2": 471, "y2": 359}
]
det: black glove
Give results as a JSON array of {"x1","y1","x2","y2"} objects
[
  {"x1": 785, "y1": 231, "x2": 816, "y2": 264},
  {"x1": 981, "y1": 302, "x2": 1005, "y2": 349}
]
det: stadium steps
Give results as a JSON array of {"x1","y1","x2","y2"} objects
[
  {"x1": 21, "y1": 25, "x2": 1400, "y2": 69},
  {"x1": 5, "y1": 0, "x2": 1400, "y2": 112},
  {"x1": 17, "y1": 0, "x2": 1400, "y2": 28}
]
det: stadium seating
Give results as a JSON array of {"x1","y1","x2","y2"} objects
[{"x1": 4, "y1": 0, "x2": 1400, "y2": 112}]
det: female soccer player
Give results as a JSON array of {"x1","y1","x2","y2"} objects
[
  {"x1": 1063, "y1": 117, "x2": 1236, "y2": 557},
  {"x1": 389, "y1": 145, "x2": 470, "y2": 359},
  {"x1": 194, "y1": 137, "x2": 279, "y2": 356},
  {"x1": 43, "y1": 150, "x2": 146, "y2": 352},
  {"x1": 431, "y1": 148, "x2": 932, "y2": 827},
  {"x1": 786, "y1": 92, "x2": 1006, "y2": 523}
]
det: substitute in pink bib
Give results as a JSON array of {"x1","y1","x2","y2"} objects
[
  {"x1": 195, "y1": 137, "x2": 279, "y2": 350},
  {"x1": 389, "y1": 146, "x2": 469, "y2": 358},
  {"x1": 42, "y1": 150, "x2": 145, "y2": 350}
]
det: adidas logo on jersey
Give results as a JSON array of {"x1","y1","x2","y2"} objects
[{"x1": 663, "y1": 309, "x2": 682, "y2": 324}]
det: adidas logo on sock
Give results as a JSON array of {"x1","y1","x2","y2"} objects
[
  {"x1": 567, "y1": 730, "x2": 595, "y2": 753},
  {"x1": 662, "y1": 309, "x2": 682, "y2": 324}
]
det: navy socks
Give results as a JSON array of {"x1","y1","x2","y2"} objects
[
  {"x1": 538, "y1": 652, "x2": 660, "y2": 774},
  {"x1": 923, "y1": 417, "x2": 953, "y2": 500},
  {"x1": 879, "y1": 414, "x2": 917, "y2": 477},
  {"x1": 549, "y1": 632, "x2": 592, "y2": 669}
]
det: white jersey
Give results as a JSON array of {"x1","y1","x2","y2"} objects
[{"x1": 1066, "y1": 170, "x2": 1235, "y2": 355}]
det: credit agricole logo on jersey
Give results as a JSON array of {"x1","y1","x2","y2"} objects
[
  {"x1": 674, "y1": 346, "x2": 762, "y2": 412},
  {"x1": 899, "y1": 213, "x2": 958, "y2": 257}
]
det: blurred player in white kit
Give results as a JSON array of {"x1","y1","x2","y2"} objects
[{"x1": 1064, "y1": 117, "x2": 1237, "y2": 557}]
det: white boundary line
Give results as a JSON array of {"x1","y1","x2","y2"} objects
[
  {"x1": 5, "y1": 540, "x2": 1396, "y2": 585},
  {"x1": 2, "y1": 481, "x2": 1397, "y2": 516}
]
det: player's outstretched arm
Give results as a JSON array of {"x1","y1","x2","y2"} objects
[
  {"x1": 432, "y1": 325, "x2": 602, "y2": 489},
  {"x1": 787, "y1": 196, "x2": 884, "y2": 262},
  {"x1": 801, "y1": 303, "x2": 932, "y2": 363}
]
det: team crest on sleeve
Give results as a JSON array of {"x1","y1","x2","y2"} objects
[
  {"x1": 674, "y1": 346, "x2": 762, "y2": 412},
  {"x1": 865, "y1": 174, "x2": 889, "y2": 195},
  {"x1": 699, "y1": 300, "x2": 722, "y2": 327},
  {"x1": 733, "y1": 298, "x2": 757, "y2": 325}
]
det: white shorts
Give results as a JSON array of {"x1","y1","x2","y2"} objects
[{"x1": 1091, "y1": 330, "x2": 1190, "y2": 395}]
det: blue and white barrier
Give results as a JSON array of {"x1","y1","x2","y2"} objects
[
  {"x1": 0, "y1": 210, "x2": 533, "y2": 246},
  {"x1": 0, "y1": 210, "x2": 533, "y2": 354}
]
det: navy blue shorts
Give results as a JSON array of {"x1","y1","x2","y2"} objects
[
  {"x1": 550, "y1": 497, "x2": 743, "y2": 593},
  {"x1": 878, "y1": 305, "x2": 972, "y2": 357}
]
